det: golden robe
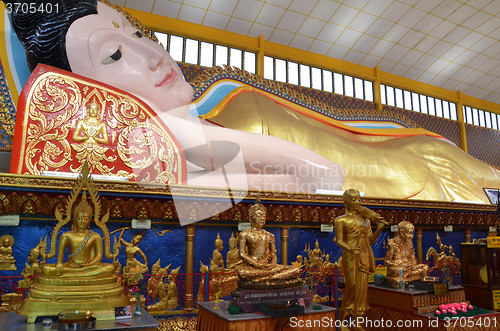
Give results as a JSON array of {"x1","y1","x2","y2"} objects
[{"x1": 207, "y1": 92, "x2": 500, "y2": 203}]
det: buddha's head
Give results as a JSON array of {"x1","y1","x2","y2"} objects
[
  {"x1": 215, "y1": 233, "x2": 223, "y2": 251},
  {"x1": 3, "y1": 238, "x2": 10, "y2": 248},
  {"x1": 398, "y1": 221, "x2": 414, "y2": 241},
  {"x1": 86, "y1": 102, "x2": 101, "y2": 118},
  {"x1": 343, "y1": 189, "x2": 361, "y2": 212},
  {"x1": 9, "y1": 0, "x2": 193, "y2": 113},
  {"x1": 73, "y1": 194, "x2": 93, "y2": 229},
  {"x1": 228, "y1": 233, "x2": 237, "y2": 250},
  {"x1": 248, "y1": 198, "x2": 266, "y2": 228}
]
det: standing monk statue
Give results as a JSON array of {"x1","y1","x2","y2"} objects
[{"x1": 334, "y1": 189, "x2": 386, "y2": 331}]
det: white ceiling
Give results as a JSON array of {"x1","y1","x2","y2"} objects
[{"x1": 113, "y1": 0, "x2": 500, "y2": 105}]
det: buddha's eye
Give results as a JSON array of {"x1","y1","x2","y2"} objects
[
  {"x1": 102, "y1": 46, "x2": 122, "y2": 65},
  {"x1": 133, "y1": 31, "x2": 142, "y2": 38}
]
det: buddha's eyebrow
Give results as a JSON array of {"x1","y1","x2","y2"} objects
[{"x1": 133, "y1": 31, "x2": 142, "y2": 38}]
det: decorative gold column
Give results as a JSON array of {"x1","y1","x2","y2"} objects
[
  {"x1": 185, "y1": 225, "x2": 195, "y2": 310},
  {"x1": 465, "y1": 228, "x2": 471, "y2": 243},
  {"x1": 416, "y1": 227, "x2": 423, "y2": 263},
  {"x1": 280, "y1": 227, "x2": 289, "y2": 265}
]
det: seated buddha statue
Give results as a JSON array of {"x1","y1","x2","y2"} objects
[
  {"x1": 17, "y1": 165, "x2": 130, "y2": 322},
  {"x1": 384, "y1": 221, "x2": 429, "y2": 283},
  {"x1": 237, "y1": 199, "x2": 301, "y2": 288},
  {"x1": 226, "y1": 233, "x2": 242, "y2": 272},
  {"x1": 40, "y1": 196, "x2": 115, "y2": 278},
  {"x1": 0, "y1": 235, "x2": 16, "y2": 270}
]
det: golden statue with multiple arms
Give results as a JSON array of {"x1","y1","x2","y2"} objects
[
  {"x1": 237, "y1": 198, "x2": 301, "y2": 288},
  {"x1": 17, "y1": 162, "x2": 129, "y2": 322},
  {"x1": 384, "y1": 221, "x2": 428, "y2": 283},
  {"x1": 334, "y1": 189, "x2": 387, "y2": 331}
]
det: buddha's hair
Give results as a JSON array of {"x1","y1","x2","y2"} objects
[
  {"x1": 5, "y1": 0, "x2": 98, "y2": 72},
  {"x1": 73, "y1": 193, "x2": 94, "y2": 220},
  {"x1": 248, "y1": 197, "x2": 266, "y2": 217}
]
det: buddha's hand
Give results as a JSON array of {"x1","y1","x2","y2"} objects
[
  {"x1": 56, "y1": 263, "x2": 63, "y2": 276},
  {"x1": 349, "y1": 246, "x2": 360, "y2": 255}
]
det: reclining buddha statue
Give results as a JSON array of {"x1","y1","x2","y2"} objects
[{"x1": 17, "y1": 163, "x2": 130, "y2": 322}]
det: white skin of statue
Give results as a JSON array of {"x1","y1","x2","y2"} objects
[{"x1": 64, "y1": 2, "x2": 344, "y2": 194}]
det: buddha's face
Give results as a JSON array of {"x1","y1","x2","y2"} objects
[
  {"x1": 215, "y1": 241, "x2": 223, "y2": 251},
  {"x1": 229, "y1": 239, "x2": 236, "y2": 250},
  {"x1": 87, "y1": 103, "x2": 100, "y2": 117},
  {"x1": 400, "y1": 225, "x2": 414, "y2": 241},
  {"x1": 344, "y1": 191, "x2": 360, "y2": 211},
  {"x1": 3, "y1": 238, "x2": 10, "y2": 247},
  {"x1": 76, "y1": 212, "x2": 91, "y2": 230},
  {"x1": 66, "y1": 2, "x2": 193, "y2": 113},
  {"x1": 250, "y1": 208, "x2": 266, "y2": 228}
]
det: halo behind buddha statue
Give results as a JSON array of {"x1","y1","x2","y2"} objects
[{"x1": 17, "y1": 162, "x2": 130, "y2": 323}]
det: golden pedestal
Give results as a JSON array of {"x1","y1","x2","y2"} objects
[{"x1": 17, "y1": 275, "x2": 130, "y2": 323}]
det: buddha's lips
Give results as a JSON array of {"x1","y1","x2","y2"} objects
[{"x1": 156, "y1": 70, "x2": 177, "y2": 87}]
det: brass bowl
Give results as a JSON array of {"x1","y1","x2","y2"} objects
[{"x1": 58, "y1": 310, "x2": 93, "y2": 323}]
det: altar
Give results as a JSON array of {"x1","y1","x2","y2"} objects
[
  {"x1": 197, "y1": 301, "x2": 337, "y2": 331},
  {"x1": 0, "y1": 306, "x2": 160, "y2": 331}
]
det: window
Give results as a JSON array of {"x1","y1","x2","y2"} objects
[
  {"x1": 154, "y1": 32, "x2": 256, "y2": 73},
  {"x1": 381, "y1": 84, "x2": 456, "y2": 120},
  {"x1": 464, "y1": 106, "x2": 499, "y2": 130}
]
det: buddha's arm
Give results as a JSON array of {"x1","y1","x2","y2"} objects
[
  {"x1": 89, "y1": 236, "x2": 104, "y2": 265},
  {"x1": 269, "y1": 234, "x2": 277, "y2": 265},
  {"x1": 56, "y1": 234, "x2": 69, "y2": 275},
  {"x1": 368, "y1": 221, "x2": 385, "y2": 245},
  {"x1": 334, "y1": 218, "x2": 358, "y2": 254},
  {"x1": 72, "y1": 122, "x2": 88, "y2": 142},
  {"x1": 95, "y1": 125, "x2": 108, "y2": 144},
  {"x1": 384, "y1": 242, "x2": 396, "y2": 266},
  {"x1": 238, "y1": 233, "x2": 262, "y2": 268}
]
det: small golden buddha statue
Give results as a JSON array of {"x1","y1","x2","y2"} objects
[
  {"x1": 17, "y1": 163, "x2": 129, "y2": 322},
  {"x1": 0, "y1": 235, "x2": 16, "y2": 270},
  {"x1": 73, "y1": 101, "x2": 108, "y2": 145},
  {"x1": 210, "y1": 233, "x2": 224, "y2": 273},
  {"x1": 237, "y1": 198, "x2": 301, "y2": 288},
  {"x1": 308, "y1": 239, "x2": 323, "y2": 268},
  {"x1": 384, "y1": 221, "x2": 429, "y2": 283},
  {"x1": 226, "y1": 233, "x2": 242, "y2": 272}
]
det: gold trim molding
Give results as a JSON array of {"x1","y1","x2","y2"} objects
[{"x1": 0, "y1": 174, "x2": 496, "y2": 226}]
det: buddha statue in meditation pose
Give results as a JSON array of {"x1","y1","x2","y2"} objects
[
  {"x1": 0, "y1": 235, "x2": 16, "y2": 270},
  {"x1": 40, "y1": 197, "x2": 115, "y2": 278},
  {"x1": 226, "y1": 233, "x2": 242, "y2": 272},
  {"x1": 237, "y1": 199, "x2": 301, "y2": 288},
  {"x1": 384, "y1": 221, "x2": 429, "y2": 283},
  {"x1": 17, "y1": 164, "x2": 129, "y2": 322}
]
